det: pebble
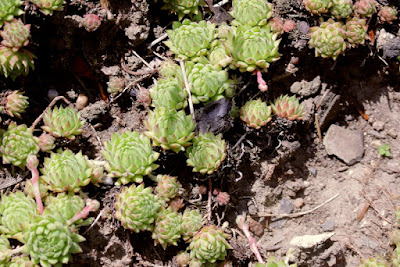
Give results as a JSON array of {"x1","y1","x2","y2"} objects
[
  {"x1": 321, "y1": 220, "x2": 335, "y2": 232},
  {"x1": 372, "y1": 121, "x2": 385, "y2": 131},
  {"x1": 75, "y1": 94, "x2": 89, "y2": 110},
  {"x1": 309, "y1": 167, "x2": 317, "y2": 177},
  {"x1": 47, "y1": 89, "x2": 59, "y2": 100},
  {"x1": 248, "y1": 217, "x2": 264, "y2": 237},
  {"x1": 387, "y1": 128, "x2": 398, "y2": 139},
  {"x1": 294, "y1": 198, "x2": 304, "y2": 208},
  {"x1": 280, "y1": 198, "x2": 294, "y2": 214}
]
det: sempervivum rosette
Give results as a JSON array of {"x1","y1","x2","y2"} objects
[
  {"x1": 378, "y1": 6, "x2": 398, "y2": 24},
  {"x1": 0, "y1": 191, "x2": 38, "y2": 241},
  {"x1": 0, "y1": 46, "x2": 35, "y2": 80},
  {"x1": 161, "y1": 0, "x2": 205, "y2": 20},
  {"x1": 240, "y1": 99, "x2": 272, "y2": 129},
  {"x1": 189, "y1": 225, "x2": 231, "y2": 264},
  {"x1": 230, "y1": 0, "x2": 273, "y2": 27},
  {"x1": 144, "y1": 107, "x2": 196, "y2": 153},
  {"x1": 0, "y1": 235, "x2": 10, "y2": 265},
  {"x1": 208, "y1": 40, "x2": 232, "y2": 69},
  {"x1": 23, "y1": 211, "x2": 85, "y2": 267},
  {"x1": 303, "y1": 0, "x2": 332, "y2": 15},
  {"x1": 102, "y1": 131, "x2": 160, "y2": 185},
  {"x1": 186, "y1": 132, "x2": 226, "y2": 175},
  {"x1": 330, "y1": 0, "x2": 353, "y2": 19},
  {"x1": 30, "y1": 0, "x2": 65, "y2": 15},
  {"x1": 7, "y1": 255, "x2": 37, "y2": 267},
  {"x1": 0, "y1": 0, "x2": 24, "y2": 27},
  {"x1": 271, "y1": 95, "x2": 304, "y2": 121},
  {"x1": 107, "y1": 76, "x2": 125, "y2": 96},
  {"x1": 182, "y1": 208, "x2": 203, "y2": 241},
  {"x1": 1, "y1": 123, "x2": 39, "y2": 169},
  {"x1": 155, "y1": 175, "x2": 182, "y2": 202},
  {"x1": 224, "y1": 26, "x2": 281, "y2": 72},
  {"x1": 353, "y1": 0, "x2": 377, "y2": 17},
  {"x1": 41, "y1": 106, "x2": 85, "y2": 140},
  {"x1": 0, "y1": 18, "x2": 31, "y2": 51},
  {"x1": 150, "y1": 77, "x2": 188, "y2": 110},
  {"x1": 164, "y1": 19, "x2": 215, "y2": 61},
  {"x1": 114, "y1": 184, "x2": 161, "y2": 233},
  {"x1": 4, "y1": 90, "x2": 28, "y2": 118},
  {"x1": 344, "y1": 17, "x2": 368, "y2": 48},
  {"x1": 40, "y1": 149, "x2": 93, "y2": 193},
  {"x1": 152, "y1": 207, "x2": 183, "y2": 249},
  {"x1": 308, "y1": 18, "x2": 346, "y2": 59}
]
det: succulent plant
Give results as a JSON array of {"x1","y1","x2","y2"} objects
[
  {"x1": 144, "y1": 107, "x2": 196, "y2": 153},
  {"x1": 0, "y1": 0, "x2": 24, "y2": 27},
  {"x1": 0, "y1": 19, "x2": 31, "y2": 51},
  {"x1": 107, "y1": 76, "x2": 125, "y2": 96},
  {"x1": 185, "y1": 60, "x2": 232, "y2": 104},
  {"x1": 40, "y1": 149, "x2": 93, "y2": 193},
  {"x1": 81, "y1": 14, "x2": 101, "y2": 32},
  {"x1": 0, "y1": 191, "x2": 38, "y2": 241},
  {"x1": 189, "y1": 225, "x2": 231, "y2": 263},
  {"x1": 152, "y1": 207, "x2": 183, "y2": 249},
  {"x1": 102, "y1": 131, "x2": 159, "y2": 185},
  {"x1": 216, "y1": 192, "x2": 230, "y2": 206},
  {"x1": 159, "y1": 59, "x2": 183, "y2": 80},
  {"x1": 0, "y1": 235, "x2": 10, "y2": 265},
  {"x1": 4, "y1": 90, "x2": 28, "y2": 118},
  {"x1": 186, "y1": 132, "x2": 226, "y2": 175},
  {"x1": 353, "y1": 0, "x2": 377, "y2": 17},
  {"x1": 0, "y1": 46, "x2": 35, "y2": 80},
  {"x1": 271, "y1": 95, "x2": 304, "y2": 120},
  {"x1": 240, "y1": 99, "x2": 272, "y2": 129},
  {"x1": 330, "y1": 0, "x2": 353, "y2": 19},
  {"x1": 230, "y1": 0, "x2": 273, "y2": 27},
  {"x1": 224, "y1": 26, "x2": 281, "y2": 72},
  {"x1": 150, "y1": 77, "x2": 188, "y2": 110},
  {"x1": 303, "y1": 0, "x2": 332, "y2": 15},
  {"x1": 30, "y1": 0, "x2": 65, "y2": 15},
  {"x1": 24, "y1": 178, "x2": 48, "y2": 199},
  {"x1": 308, "y1": 19, "x2": 346, "y2": 59},
  {"x1": 23, "y1": 211, "x2": 85, "y2": 267},
  {"x1": 344, "y1": 17, "x2": 368, "y2": 48},
  {"x1": 176, "y1": 251, "x2": 191, "y2": 267},
  {"x1": 360, "y1": 257, "x2": 389, "y2": 267},
  {"x1": 161, "y1": 0, "x2": 205, "y2": 20},
  {"x1": 37, "y1": 132, "x2": 56, "y2": 152},
  {"x1": 182, "y1": 209, "x2": 203, "y2": 241},
  {"x1": 165, "y1": 19, "x2": 215, "y2": 61},
  {"x1": 41, "y1": 106, "x2": 85, "y2": 140},
  {"x1": 378, "y1": 6, "x2": 398, "y2": 24},
  {"x1": 1, "y1": 123, "x2": 39, "y2": 169},
  {"x1": 114, "y1": 184, "x2": 161, "y2": 233},
  {"x1": 44, "y1": 193, "x2": 90, "y2": 226},
  {"x1": 155, "y1": 175, "x2": 182, "y2": 202},
  {"x1": 208, "y1": 40, "x2": 232, "y2": 69},
  {"x1": 8, "y1": 255, "x2": 37, "y2": 267}
]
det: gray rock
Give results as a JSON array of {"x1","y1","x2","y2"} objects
[
  {"x1": 372, "y1": 121, "x2": 385, "y2": 131},
  {"x1": 290, "y1": 76, "x2": 322, "y2": 97},
  {"x1": 321, "y1": 220, "x2": 335, "y2": 232},
  {"x1": 315, "y1": 91, "x2": 341, "y2": 131},
  {"x1": 376, "y1": 29, "x2": 400, "y2": 58},
  {"x1": 323, "y1": 125, "x2": 364, "y2": 165},
  {"x1": 387, "y1": 128, "x2": 398, "y2": 139},
  {"x1": 280, "y1": 198, "x2": 294, "y2": 214}
]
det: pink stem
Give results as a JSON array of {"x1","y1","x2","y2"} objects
[
  {"x1": 237, "y1": 215, "x2": 265, "y2": 263},
  {"x1": 256, "y1": 71, "x2": 268, "y2": 92},
  {"x1": 27, "y1": 158, "x2": 43, "y2": 215},
  {"x1": 67, "y1": 199, "x2": 100, "y2": 225}
]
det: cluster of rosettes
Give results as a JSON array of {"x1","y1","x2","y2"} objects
[
  {"x1": 159, "y1": 0, "x2": 205, "y2": 20},
  {"x1": 240, "y1": 95, "x2": 304, "y2": 129}
]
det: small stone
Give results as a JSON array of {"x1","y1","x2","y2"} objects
[
  {"x1": 372, "y1": 121, "x2": 385, "y2": 131},
  {"x1": 290, "y1": 232, "x2": 335, "y2": 249},
  {"x1": 294, "y1": 198, "x2": 304, "y2": 208},
  {"x1": 309, "y1": 167, "x2": 317, "y2": 177},
  {"x1": 280, "y1": 198, "x2": 294, "y2": 214},
  {"x1": 75, "y1": 94, "x2": 89, "y2": 110},
  {"x1": 387, "y1": 128, "x2": 398, "y2": 139},
  {"x1": 248, "y1": 217, "x2": 264, "y2": 237},
  {"x1": 47, "y1": 89, "x2": 59, "y2": 100},
  {"x1": 323, "y1": 125, "x2": 364, "y2": 165},
  {"x1": 321, "y1": 220, "x2": 335, "y2": 232}
]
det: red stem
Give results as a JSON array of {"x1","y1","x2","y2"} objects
[
  {"x1": 27, "y1": 159, "x2": 43, "y2": 215},
  {"x1": 256, "y1": 71, "x2": 268, "y2": 92}
]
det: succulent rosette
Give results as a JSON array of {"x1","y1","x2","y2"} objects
[
  {"x1": 271, "y1": 95, "x2": 304, "y2": 120},
  {"x1": 24, "y1": 178, "x2": 48, "y2": 199},
  {"x1": 152, "y1": 207, "x2": 183, "y2": 249},
  {"x1": 165, "y1": 19, "x2": 215, "y2": 61},
  {"x1": 0, "y1": 191, "x2": 38, "y2": 241},
  {"x1": 378, "y1": 6, "x2": 398, "y2": 24},
  {"x1": 114, "y1": 184, "x2": 161, "y2": 233},
  {"x1": 30, "y1": 0, "x2": 65, "y2": 15},
  {"x1": 186, "y1": 132, "x2": 226, "y2": 174},
  {"x1": 353, "y1": 0, "x2": 377, "y2": 17},
  {"x1": 182, "y1": 209, "x2": 203, "y2": 241},
  {"x1": 107, "y1": 76, "x2": 125, "y2": 96},
  {"x1": 81, "y1": 14, "x2": 101, "y2": 32},
  {"x1": 240, "y1": 99, "x2": 272, "y2": 129},
  {"x1": 41, "y1": 106, "x2": 85, "y2": 140},
  {"x1": 23, "y1": 211, "x2": 85, "y2": 267},
  {"x1": 40, "y1": 149, "x2": 93, "y2": 193},
  {"x1": 208, "y1": 41, "x2": 232, "y2": 69},
  {"x1": 308, "y1": 19, "x2": 346, "y2": 59},
  {"x1": 37, "y1": 132, "x2": 56, "y2": 152},
  {"x1": 0, "y1": 0, "x2": 24, "y2": 27},
  {"x1": 176, "y1": 251, "x2": 191, "y2": 267},
  {"x1": 1, "y1": 123, "x2": 39, "y2": 169},
  {"x1": 4, "y1": 90, "x2": 28, "y2": 118},
  {"x1": 150, "y1": 77, "x2": 188, "y2": 110},
  {"x1": 329, "y1": 0, "x2": 353, "y2": 19},
  {"x1": 225, "y1": 26, "x2": 281, "y2": 72},
  {"x1": 185, "y1": 60, "x2": 232, "y2": 104},
  {"x1": 230, "y1": 0, "x2": 273, "y2": 27},
  {"x1": 161, "y1": 0, "x2": 205, "y2": 20},
  {"x1": 102, "y1": 131, "x2": 160, "y2": 185},
  {"x1": 344, "y1": 17, "x2": 367, "y2": 48},
  {"x1": 0, "y1": 46, "x2": 35, "y2": 80},
  {"x1": 159, "y1": 59, "x2": 183, "y2": 80},
  {"x1": 189, "y1": 225, "x2": 231, "y2": 263},
  {"x1": 8, "y1": 255, "x2": 37, "y2": 267},
  {"x1": 0, "y1": 19, "x2": 31, "y2": 51},
  {"x1": 155, "y1": 175, "x2": 182, "y2": 202},
  {"x1": 303, "y1": 0, "x2": 332, "y2": 15},
  {"x1": 0, "y1": 235, "x2": 10, "y2": 264},
  {"x1": 144, "y1": 107, "x2": 196, "y2": 153}
]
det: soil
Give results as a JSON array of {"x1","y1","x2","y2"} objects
[{"x1": 1, "y1": 0, "x2": 400, "y2": 266}]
